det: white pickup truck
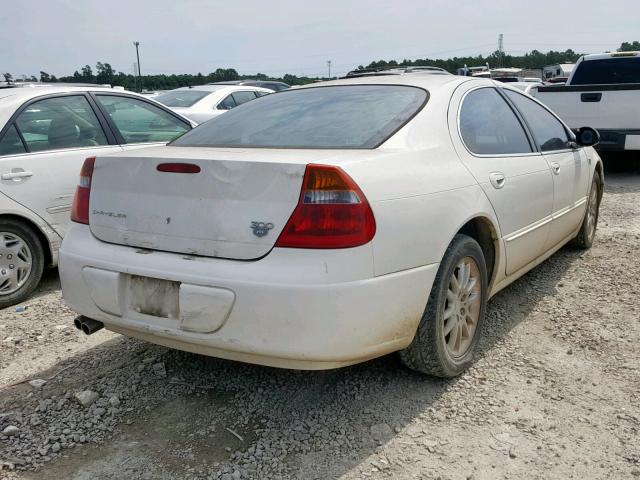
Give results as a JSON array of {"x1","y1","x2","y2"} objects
[{"x1": 532, "y1": 52, "x2": 640, "y2": 151}]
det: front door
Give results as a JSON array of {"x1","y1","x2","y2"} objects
[
  {"x1": 450, "y1": 85, "x2": 554, "y2": 276},
  {"x1": 502, "y1": 89, "x2": 591, "y2": 250}
]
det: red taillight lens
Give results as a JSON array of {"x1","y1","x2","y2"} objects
[
  {"x1": 70, "y1": 156, "x2": 96, "y2": 224},
  {"x1": 275, "y1": 164, "x2": 376, "y2": 249}
]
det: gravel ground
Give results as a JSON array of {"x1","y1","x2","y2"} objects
[{"x1": 1, "y1": 158, "x2": 639, "y2": 480}]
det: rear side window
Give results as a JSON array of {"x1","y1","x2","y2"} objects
[
  {"x1": 155, "y1": 90, "x2": 210, "y2": 108},
  {"x1": 0, "y1": 125, "x2": 26, "y2": 156},
  {"x1": 14, "y1": 95, "x2": 108, "y2": 152},
  {"x1": 571, "y1": 58, "x2": 640, "y2": 84},
  {"x1": 173, "y1": 85, "x2": 428, "y2": 149},
  {"x1": 459, "y1": 88, "x2": 532, "y2": 155},
  {"x1": 231, "y1": 91, "x2": 257, "y2": 106},
  {"x1": 504, "y1": 89, "x2": 569, "y2": 152},
  {"x1": 217, "y1": 94, "x2": 237, "y2": 110},
  {"x1": 95, "y1": 95, "x2": 190, "y2": 144}
]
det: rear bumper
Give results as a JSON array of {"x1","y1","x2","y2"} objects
[
  {"x1": 590, "y1": 129, "x2": 640, "y2": 151},
  {"x1": 60, "y1": 224, "x2": 438, "y2": 369}
]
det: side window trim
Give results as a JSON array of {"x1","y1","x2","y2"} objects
[
  {"x1": 494, "y1": 87, "x2": 539, "y2": 153},
  {"x1": 499, "y1": 87, "x2": 573, "y2": 153},
  {"x1": 457, "y1": 86, "x2": 537, "y2": 158}
]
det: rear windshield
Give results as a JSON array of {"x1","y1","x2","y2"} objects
[
  {"x1": 571, "y1": 58, "x2": 640, "y2": 85},
  {"x1": 171, "y1": 85, "x2": 428, "y2": 149},
  {"x1": 155, "y1": 90, "x2": 211, "y2": 107}
]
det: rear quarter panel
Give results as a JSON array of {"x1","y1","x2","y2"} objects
[{"x1": 343, "y1": 83, "x2": 501, "y2": 276}]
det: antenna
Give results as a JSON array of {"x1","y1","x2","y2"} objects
[
  {"x1": 498, "y1": 33, "x2": 504, "y2": 68},
  {"x1": 327, "y1": 60, "x2": 332, "y2": 79}
]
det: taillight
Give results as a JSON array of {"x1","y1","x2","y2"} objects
[
  {"x1": 70, "y1": 156, "x2": 96, "y2": 224},
  {"x1": 275, "y1": 164, "x2": 376, "y2": 249}
]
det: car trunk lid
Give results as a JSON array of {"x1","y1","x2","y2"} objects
[{"x1": 88, "y1": 146, "x2": 308, "y2": 260}]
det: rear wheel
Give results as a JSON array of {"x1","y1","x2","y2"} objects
[
  {"x1": 400, "y1": 234, "x2": 488, "y2": 377},
  {"x1": 0, "y1": 220, "x2": 44, "y2": 309},
  {"x1": 571, "y1": 173, "x2": 601, "y2": 249}
]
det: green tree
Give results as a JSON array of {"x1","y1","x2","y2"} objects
[
  {"x1": 618, "y1": 41, "x2": 640, "y2": 52},
  {"x1": 96, "y1": 62, "x2": 115, "y2": 84},
  {"x1": 3, "y1": 72, "x2": 13, "y2": 83},
  {"x1": 80, "y1": 65, "x2": 94, "y2": 82}
]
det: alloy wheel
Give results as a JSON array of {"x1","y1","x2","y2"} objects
[{"x1": 442, "y1": 256, "x2": 482, "y2": 358}]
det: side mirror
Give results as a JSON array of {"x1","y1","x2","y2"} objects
[{"x1": 575, "y1": 126, "x2": 600, "y2": 147}]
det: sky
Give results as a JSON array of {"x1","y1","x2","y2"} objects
[{"x1": 2, "y1": 0, "x2": 639, "y2": 79}]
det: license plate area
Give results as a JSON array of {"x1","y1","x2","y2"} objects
[{"x1": 129, "y1": 275, "x2": 180, "y2": 319}]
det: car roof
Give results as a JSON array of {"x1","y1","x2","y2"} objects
[
  {"x1": 296, "y1": 72, "x2": 471, "y2": 91},
  {"x1": 0, "y1": 85, "x2": 191, "y2": 130}
]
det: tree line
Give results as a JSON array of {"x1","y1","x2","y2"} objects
[{"x1": 5, "y1": 41, "x2": 638, "y2": 91}]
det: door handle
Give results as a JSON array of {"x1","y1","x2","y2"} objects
[
  {"x1": 1, "y1": 171, "x2": 33, "y2": 180},
  {"x1": 550, "y1": 163, "x2": 561, "y2": 175},
  {"x1": 489, "y1": 172, "x2": 506, "y2": 189}
]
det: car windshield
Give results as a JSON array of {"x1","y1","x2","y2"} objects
[
  {"x1": 571, "y1": 58, "x2": 640, "y2": 84},
  {"x1": 155, "y1": 90, "x2": 211, "y2": 107},
  {"x1": 171, "y1": 85, "x2": 428, "y2": 149}
]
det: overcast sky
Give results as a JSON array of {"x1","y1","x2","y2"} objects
[{"x1": 2, "y1": 0, "x2": 639, "y2": 79}]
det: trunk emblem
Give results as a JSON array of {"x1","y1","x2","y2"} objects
[{"x1": 250, "y1": 221, "x2": 274, "y2": 237}]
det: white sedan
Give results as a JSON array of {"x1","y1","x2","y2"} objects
[
  {"x1": 154, "y1": 85, "x2": 273, "y2": 124},
  {"x1": 0, "y1": 85, "x2": 195, "y2": 307},
  {"x1": 59, "y1": 74, "x2": 603, "y2": 377}
]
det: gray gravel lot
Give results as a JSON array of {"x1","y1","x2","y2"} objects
[{"x1": 1, "y1": 157, "x2": 639, "y2": 480}]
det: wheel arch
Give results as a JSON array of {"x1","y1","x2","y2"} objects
[
  {"x1": 456, "y1": 216, "x2": 500, "y2": 289},
  {"x1": 0, "y1": 213, "x2": 56, "y2": 267},
  {"x1": 594, "y1": 159, "x2": 604, "y2": 201}
]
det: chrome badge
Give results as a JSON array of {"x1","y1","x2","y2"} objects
[{"x1": 250, "y1": 221, "x2": 274, "y2": 237}]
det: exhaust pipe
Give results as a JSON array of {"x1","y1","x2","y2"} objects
[{"x1": 73, "y1": 316, "x2": 104, "y2": 335}]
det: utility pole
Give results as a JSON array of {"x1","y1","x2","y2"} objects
[
  {"x1": 498, "y1": 34, "x2": 504, "y2": 68},
  {"x1": 133, "y1": 41, "x2": 142, "y2": 92},
  {"x1": 327, "y1": 60, "x2": 331, "y2": 79}
]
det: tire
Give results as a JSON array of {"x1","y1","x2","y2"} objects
[
  {"x1": 400, "y1": 234, "x2": 488, "y2": 377},
  {"x1": 571, "y1": 172, "x2": 602, "y2": 249},
  {"x1": 0, "y1": 219, "x2": 45, "y2": 309}
]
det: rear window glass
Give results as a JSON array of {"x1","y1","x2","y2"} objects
[
  {"x1": 171, "y1": 85, "x2": 428, "y2": 149},
  {"x1": 571, "y1": 58, "x2": 640, "y2": 84},
  {"x1": 155, "y1": 90, "x2": 211, "y2": 107}
]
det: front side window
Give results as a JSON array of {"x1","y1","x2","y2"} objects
[
  {"x1": 504, "y1": 89, "x2": 569, "y2": 152},
  {"x1": 0, "y1": 125, "x2": 27, "y2": 156},
  {"x1": 231, "y1": 91, "x2": 257, "y2": 106},
  {"x1": 174, "y1": 85, "x2": 428, "y2": 149},
  {"x1": 95, "y1": 95, "x2": 189, "y2": 144},
  {"x1": 14, "y1": 95, "x2": 108, "y2": 152},
  {"x1": 459, "y1": 88, "x2": 532, "y2": 155},
  {"x1": 155, "y1": 90, "x2": 211, "y2": 108}
]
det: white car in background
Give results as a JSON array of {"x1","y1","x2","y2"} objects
[
  {"x1": 154, "y1": 85, "x2": 273, "y2": 123},
  {"x1": 0, "y1": 85, "x2": 194, "y2": 307},
  {"x1": 60, "y1": 74, "x2": 603, "y2": 377}
]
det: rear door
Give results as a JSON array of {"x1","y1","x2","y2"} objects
[
  {"x1": 0, "y1": 93, "x2": 122, "y2": 236},
  {"x1": 503, "y1": 88, "x2": 590, "y2": 250},
  {"x1": 450, "y1": 85, "x2": 554, "y2": 276}
]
